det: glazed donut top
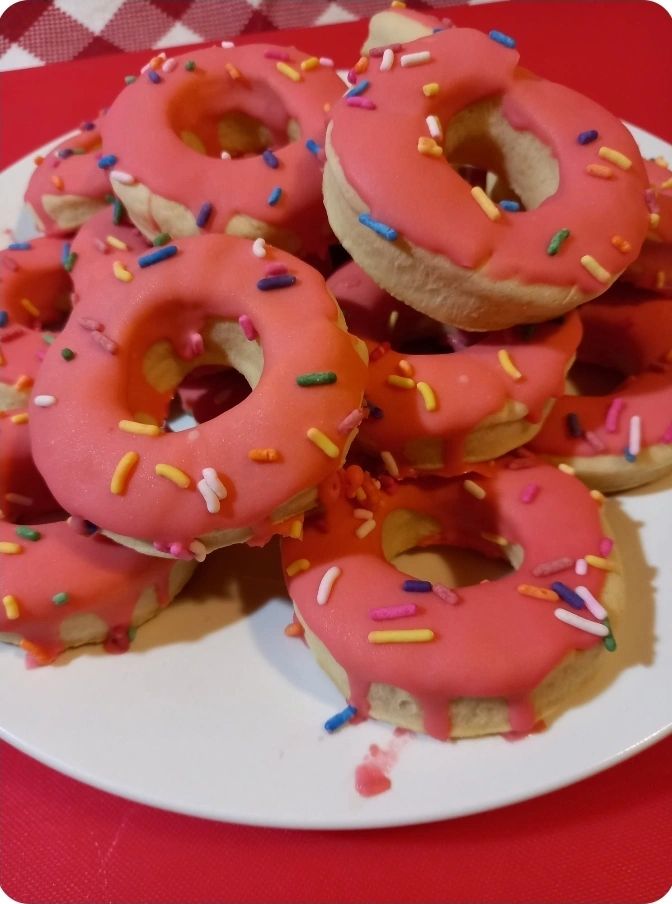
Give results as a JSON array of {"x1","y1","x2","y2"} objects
[
  {"x1": 328, "y1": 27, "x2": 649, "y2": 293},
  {"x1": 101, "y1": 44, "x2": 346, "y2": 256},
  {"x1": 29, "y1": 234, "x2": 368, "y2": 554},
  {"x1": 645, "y1": 158, "x2": 672, "y2": 244},
  {"x1": 282, "y1": 462, "x2": 616, "y2": 739},
  {"x1": 0, "y1": 237, "x2": 71, "y2": 329}
]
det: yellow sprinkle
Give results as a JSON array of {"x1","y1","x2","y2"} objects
[
  {"x1": 649, "y1": 212, "x2": 661, "y2": 229},
  {"x1": 660, "y1": 177, "x2": 672, "y2": 190},
  {"x1": 118, "y1": 419, "x2": 161, "y2": 436},
  {"x1": 276, "y1": 61, "x2": 301, "y2": 82},
  {"x1": 611, "y1": 234, "x2": 632, "y2": 253},
  {"x1": 289, "y1": 519, "x2": 303, "y2": 540},
  {"x1": 106, "y1": 235, "x2": 129, "y2": 251},
  {"x1": 2, "y1": 595, "x2": 20, "y2": 620},
  {"x1": 417, "y1": 137, "x2": 443, "y2": 158},
  {"x1": 416, "y1": 381, "x2": 437, "y2": 412},
  {"x1": 497, "y1": 349, "x2": 523, "y2": 381},
  {"x1": 654, "y1": 156, "x2": 670, "y2": 168},
  {"x1": 10, "y1": 412, "x2": 29, "y2": 425},
  {"x1": 381, "y1": 450, "x2": 399, "y2": 478},
  {"x1": 0, "y1": 542, "x2": 22, "y2": 555},
  {"x1": 387, "y1": 374, "x2": 415, "y2": 389},
  {"x1": 657, "y1": 271, "x2": 667, "y2": 290},
  {"x1": 517, "y1": 584, "x2": 559, "y2": 602},
  {"x1": 586, "y1": 163, "x2": 614, "y2": 179},
  {"x1": 300, "y1": 56, "x2": 319, "y2": 71},
  {"x1": 113, "y1": 260, "x2": 133, "y2": 282},
  {"x1": 110, "y1": 451, "x2": 139, "y2": 495},
  {"x1": 20, "y1": 297, "x2": 41, "y2": 318},
  {"x1": 286, "y1": 558, "x2": 310, "y2": 577},
  {"x1": 585, "y1": 554, "x2": 620, "y2": 573},
  {"x1": 598, "y1": 146, "x2": 632, "y2": 170},
  {"x1": 369, "y1": 629, "x2": 434, "y2": 644},
  {"x1": 355, "y1": 518, "x2": 376, "y2": 540},
  {"x1": 225, "y1": 62, "x2": 242, "y2": 80},
  {"x1": 248, "y1": 448, "x2": 281, "y2": 462},
  {"x1": 14, "y1": 374, "x2": 33, "y2": 391},
  {"x1": 397, "y1": 359, "x2": 414, "y2": 377},
  {"x1": 470, "y1": 186, "x2": 501, "y2": 221},
  {"x1": 481, "y1": 532, "x2": 508, "y2": 547},
  {"x1": 558, "y1": 463, "x2": 575, "y2": 475},
  {"x1": 590, "y1": 489, "x2": 606, "y2": 505},
  {"x1": 355, "y1": 487, "x2": 367, "y2": 503},
  {"x1": 307, "y1": 427, "x2": 339, "y2": 459},
  {"x1": 422, "y1": 83, "x2": 439, "y2": 97},
  {"x1": 388, "y1": 310, "x2": 399, "y2": 331},
  {"x1": 580, "y1": 255, "x2": 611, "y2": 284},
  {"x1": 391, "y1": 0, "x2": 407, "y2": 7},
  {"x1": 155, "y1": 463, "x2": 191, "y2": 488},
  {"x1": 463, "y1": 479, "x2": 486, "y2": 500}
]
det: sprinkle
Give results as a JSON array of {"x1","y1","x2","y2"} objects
[
  {"x1": 345, "y1": 79, "x2": 370, "y2": 99},
  {"x1": 551, "y1": 582, "x2": 585, "y2": 609},
  {"x1": 267, "y1": 186, "x2": 282, "y2": 206},
  {"x1": 52, "y1": 592, "x2": 69, "y2": 606},
  {"x1": 224, "y1": 62, "x2": 242, "y2": 80},
  {"x1": 498, "y1": 349, "x2": 523, "y2": 381},
  {"x1": 5, "y1": 494, "x2": 32, "y2": 507},
  {"x1": 558, "y1": 463, "x2": 575, "y2": 477},
  {"x1": 110, "y1": 451, "x2": 139, "y2": 494},
  {"x1": 481, "y1": 532, "x2": 509, "y2": 547},
  {"x1": 566, "y1": 412, "x2": 584, "y2": 438},
  {"x1": 656, "y1": 271, "x2": 667, "y2": 291},
  {"x1": 262, "y1": 149, "x2": 280, "y2": 170},
  {"x1": 463, "y1": 479, "x2": 486, "y2": 500},
  {"x1": 425, "y1": 114, "x2": 443, "y2": 141},
  {"x1": 185, "y1": 60, "x2": 196, "y2": 71},
  {"x1": 286, "y1": 558, "x2": 310, "y2": 577},
  {"x1": 2, "y1": 595, "x2": 19, "y2": 619},
  {"x1": 15, "y1": 526, "x2": 40, "y2": 541},
  {"x1": 532, "y1": 557, "x2": 573, "y2": 577},
  {"x1": 489, "y1": 29, "x2": 516, "y2": 48},
  {"x1": 317, "y1": 566, "x2": 341, "y2": 605},
  {"x1": 98, "y1": 154, "x2": 118, "y2": 169},
  {"x1": 517, "y1": 584, "x2": 559, "y2": 602},
  {"x1": 627, "y1": 415, "x2": 641, "y2": 457},
  {"x1": 598, "y1": 147, "x2": 632, "y2": 170},
  {"x1": 370, "y1": 604, "x2": 418, "y2": 621},
  {"x1": 305, "y1": 138, "x2": 321, "y2": 156},
  {"x1": 590, "y1": 489, "x2": 606, "y2": 504},
  {"x1": 603, "y1": 621, "x2": 617, "y2": 651},
  {"x1": 580, "y1": 255, "x2": 611, "y2": 284},
  {"x1": 288, "y1": 519, "x2": 303, "y2": 540},
  {"x1": 586, "y1": 163, "x2": 614, "y2": 179},
  {"x1": 155, "y1": 463, "x2": 191, "y2": 488},
  {"x1": 599, "y1": 538, "x2": 614, "y2": 557},
  {"x1": 162, "y1": 57, "x2": 177, "y2": 72},
  {"x1": 577, "y1": 130, "x2": 599, "y2": 145},
  {"x1": 611, "y1": 234, "x2": 632, "y2": 254},
  {"x1": 380, "y1": 450, "x2": 399, "y2": 478},
  {"x1": 353, "y1": 508, "x2": 373, "y2": 520},
  {"x1": 605, "y1": 397, "x2": 625, "y2": 433},
  {"x1": 660, "y1": 177, "x2": 672, "y2": 190},
  {"x1": 369, "y1": 629, "x2": 434, "y2": 644},
  {"x1": 422, "y1": 83, "x2": 439, "y2": 98},
  {"x1": 91, "y1": 331, "x2": 118, "y2": 355},
  {"x1": 575, "y1": 558, "x2": 588, "y2": 575},
  {"x1": 252, "y1": 237, "x2": 267, "y2": 258},
  {"x1": 14, "y1": 375, "x2": 33, "y2": 392},
  {"x1": 202, "y1": 467, "x2": 227, "y2": 500},
  {"x1": 649, "y1": 212, "x2": 661, "y2": 229},
  {"x1": 575, "y1": 586, "x2": 608, "y2": 620},
  {"x1": 124, "y1": 75, "x2": 137, "y2": 84},
  {"x1": 432, "y1": 584, "x2": 459, "y2": 604},
  {"x1": 417, "y1": 136, "x2": 442, "y2": 157},
  {"x1": 400, "y1": 50, "x2": 432, "y2": 67},
  {"x1": 220, "y1": 151, "x2": 231, "y2": 160},
  {"x1": 355, "y1": 519, "x2": 376, "y2": 539},
  {"x1": 238, "y1": 314, "x2": 258, "y2": 340},
  {"x1": 110, "y1": 170, "x2": 135, "y2": 185},
  {"x1": 358, "y1": 213, "x2": 398, "y2": 241},
  {"x1": 554, "y1": 608, "x2": 609, "y2": 637},
  {"x1": 471, "y1": 186, "x2": 502, "y2": 221},
  {"x1": 0, "y1": 311, "x2": 8, "y2": 326},
  {"x1": 7, "y1": 242, "x2": 31, "y2": 250},
  {"x1": 9, "y1": 413, "x2": 28, "y2": 425},
  {"x1": 196, "y1": 202, "x2": 213, "y2": 228},
  {"x1": 20, "y1": 297, "x2": 40, "y2": 318},
  {"x1": 520, "y1": 482, "x2": 540, "y2": 504},
  {"x1": 380, "y1": 48, "x2": 395, "y2": 71},
  {"x1": 51, "y1": 175, "x2": 64, "y2": 190},
  {"x1": 264, "y1": 262, "x2": 288, "y2": 276},
  {"x1": 324, "y1": 705, "x2": 357, "y2": 733},
  {"x1": 300, "y1": 56, "x2": 319, "y2": 71},
  {"x1": 402, "y1": 579, "x2": 432, "y2": 593},
  {"x1": 276, "y1": 61, "x2": 301, "y2": 82},
  {"x1": 220, "y1": 40, "x2": 235, "y2": 48},
  {"x1": 346, "y1": 96, "x2": 376, "y2": 110},
  {"x1": 257, "y1": 274, "x2": 296, "y2": 291},
  {"x1": 61, "y1": 348, "x2": 75, "y2": 361},
  {"x1": 106, "y1": 235, "x2": 128, "y2": 251},
  {"x1": 118, "y1": 419, "x2": 160, "y2": 436},
  {"x1": 547, "y1": 228, "x2": 570, "y2": 256},
  {"x1": 387, "y1": 374, "x2": 415, "y2": 390},
  {"x1": 416, "y1": 381, "x2": 437, "y2": 412},
  {"x1": 112, "y1": 199, "x2": 124, "y2": 225},
  {"x1": 338, "y1": 408, "x2": 364, "y2": 434},
  {"x1": 113, "y1": 260, "x2": 133, "y2": 282},
  {"x1": 147, "y1": 69, "x2": 162, "y2": 84},
  {"x1": 296, "y1": 371, "x2": 337, "y2": 387},
  {"x1": 0, "y1": 542, "x2": 22, "y2": 555},
  {"x1": 248, "y1": 448, "x2": 281, "y2": 462},
  {"x1": 306, "y1": 428, "x2": 338, "y2": 459},
  {"x1": 585, "y1": 554, "x2": 619, "y2": 573}
]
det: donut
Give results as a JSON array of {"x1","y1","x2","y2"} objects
[
  {"x1": 621, "y1": 158, "x2": 672, "y2": 294},
  {"x1": 29, "y1": 234, "x2": 369, "y2": 558},
  {"x1": 101, "y1": 44, "x2": 346, "y2": 258},
  {"x1": 324, "y1": 27, "x2": 650, "y2": 330},
  {"x1": 328, "y1": 261, "x2": 582, "y2": 477},
  {"x1": 281, "y1": 462, "x2": 623, "y2": 739},
  {"x1": 529, "y1": 284, "x2": 672, "y2": 492},
  {"x1": 70, "y1": 205, "x2": 151, "y2": 272},
  {"x1": 362, "y1": 4, "x2": 441, "y2": 54},
  {"x1": 1, "y1": 237, "x2": 72, "y2": 329},
  {"x1": 24, "y1": 118, "x2": 111, "y2": 236},
  {"x1": 0, "y1": 518, "x2": 195, "y2": 666}
]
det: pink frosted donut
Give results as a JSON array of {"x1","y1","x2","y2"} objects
[
  {"x1": 622, "y1": 158, "x2": 672, "y2": 294},
  {"x1": 324, "y1": 27, "x2": 650, "y2": 329},
  {"x1": 101, "y1": 44, "x2": 346, "y2": 258},
  {"x1": 0, "y1": 518, "x2": 194, "y2": 666},
  {"x1": 282, "y1": 462, "x2": 623, "y2": 739},
  {"x1": 328, "y1": 261, "x2": 582, "y2": 477},
  {"x1": 70, "y1": 206, "x2": 151, "y2": 269},
  {"x1": 529, "y1": 284, "x2": 672, "y2": 492},
  {"x1": 24, "y1": 119, "x2": 111, "y2": 236},
  {"x1": 1, "y1": 237, "x2": 72, "y2": 329},
  {"x1": 30, "y1": 234, "x2": 369, "y2": 557}
]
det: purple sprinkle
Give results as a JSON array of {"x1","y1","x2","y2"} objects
[
  {"x1": 520, "y1": 483, "x2": 540, "y2": 504},
  {"x1": 147, "y1": 69, "x2": 162, "y2": 84},
  {"x1": 346, "y1": 96, "x2": 376, "y2": 110},
  {"x1": 257, "y1": 274, "x2": 296, "y2": 291},
  {"x1": 196, "y1": 201, "x2": 213, "y2": 228},
  {"x1": 599, "y1": 537, "x2": 614, "y2": 557},
  {"x1": 532, "y1": 557, "x2": 574, "y2": 578},
  {"x1": 370, "y1": 603, "x2": 418, "y2": 621},
  {"x1": 57, "y1": 148, "x2": 74, "y2": 159},
  {"x1": 80, "y1": 121, "x2": 96, "y2": 131},
  {"x1": 578, "y1": 130, "x2": 599, "y2": 145},
  {"x1": 433, "y1": 583, "x2": 459, "y2": 604},
  {"x1": 605, "y1": 397, "x2": 625, "y2": 433},
  {"x1": 402, "y1": 579, "x2": 432, "y2": 593},
  {"x1": 262, "y1": 149, "x2": 279, "y2": 169},
  {"x1": 551, "y1": 581, "x2": 586, "y2": 609},
  {"x1": 645, "y1": 188, "x2": 660, "y2": 214},
  {"x1": 566, "y1": 412, "x2": 584, "y2": 438}
]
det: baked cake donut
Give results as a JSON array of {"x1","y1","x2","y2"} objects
[
  {"x1": 101, "y1": 44, "x2": 346, "y2": 257},
  {"x1": 622, "y1": 158, "x2": 672, "y2": 294},
  {"x1": 529, "y1": 284, "x2": 672, "y2": 492},
  {"x1": 1, "y1": 238, "x2": 72, "y2": 329},
  {"x1": 30, "y1": 234, "x2": 368, "y2": 558},
  {"x1": 282, "y1": 462, "x2": 623, "y2": 739},
  {"x1": 324, "y1": 27, "x2": 650, "y2": 329},
  {"x1": 0, "y1": 518, "x2": 194, "y2": 666},
  {"x1": 328, "y1": 260, "x2": 582, "y2": 477},
  {"x1": 24, "y1": 118, "x2": 110, "y2": 236},
  {"x1": 362, "y1": 4, "x2": 441, "y2": 54}
]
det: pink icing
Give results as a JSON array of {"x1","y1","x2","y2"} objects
[
  {"x1": 70, "y1": 206, "x2": 151, "y2": 266},
  {"x1": 0, "y1": 237, "x2": 72, "y2": 328},
  {"x1": 622, "y1": 159, "x2": 672, "y2": 294}
]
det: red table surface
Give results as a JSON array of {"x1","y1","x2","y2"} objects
[{"x1": 1, "y1": 3, "x2": 671, "y2": 902}]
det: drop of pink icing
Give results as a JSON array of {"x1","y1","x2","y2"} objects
[
  {"x1": 353, "y1": 727, "x2": 413, "y2": 798},
  {"x1": 355, "y1": 762, "x2": 391, "y2": 797}
]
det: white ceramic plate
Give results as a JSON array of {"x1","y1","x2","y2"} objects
[{"x1": 1, "y1": 126, "x2": 671, "y2": 830}]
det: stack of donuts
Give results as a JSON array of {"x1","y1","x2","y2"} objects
[{"x1": 2, "y1": 4, "x2": 670, "y2": 742}]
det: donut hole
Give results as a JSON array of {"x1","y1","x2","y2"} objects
[
  {"x1": 443, "y1": 99, "x2": 560, "y2": 212},
  {"x1": 168, "y1": 77, "x2": 298, "y2": 158},
  {"x1": 566, "y1": 361, "x2": 626, "y2": 398},
  {"x1": 167, "y1": 366, "x2": 253, "y2": 430}
]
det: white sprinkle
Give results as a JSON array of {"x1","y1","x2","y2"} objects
[
  {"x1": 189, "y1": 539, "x2": 207, "y2": 562},
  {"x1": 380, "y1": 48, "x2": 394, "y2": 71},
  {"x1": 575, "y1": 558, "x2": 588, "y2": 576},
  {"x1": 5, "y1": 493, "x2": 32, "y2": 506},
  {"x1": 353, "y1": 508, "x2": 373, "y2": 520},
  {"x1": 110, "y1": 170, "x2": 135, "y2": 185},
  {"x1": 400, "y1": 50, "x2": 432, "y2": 68},
  {"x1": 221, "y1": 40, "x2": 235, "y2": 48},
  {"x1": 554, "y1": 608, "x2": 609, "y2": 637},
  {"x1": 628, "y1": 415, "x2": 641, "y2": 456},
  {"x1": 319, "y1": 57, "x2": 334, "y2": 67},
  {"x1": 252, "y1": 237, "x2": 267, "y2": 258},
  {"x1": 317, "y1": 565, "x2": 341, "y2": 605},
  {"x1": 202, "y1": 467, "x2": 227, "y2": 499},
  {"x1": 33, "y1": 394, "x2": 56, "y2": 407},
  {"x1": 426, "y1": 114, "x2": 442, "y2": 141},
  {"x1": 381, "y1": 450, "x2": 399, "y2": 478},
  {"x1": 574, "y1": 586, "x2": 609, "y2": 621},
  {"x1": 221, "y1": 151, "x2": 232, "y2": 160},
  {"x1": 197, "y1": 479, "x2": 220, "y2": 514},
  {"x1": 388, "y1": 309, "x2": 399, "y2": 331},
  {"x1": 463, "y1": 479, "x2": 486, "y2": 500},
  {"x1": 355, "y1": 519, "x2": 376, "y2": 539}
]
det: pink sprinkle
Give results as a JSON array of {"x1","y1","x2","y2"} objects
[
  {"x1": 94, "y1": 238, "x2": 109, "y2": 254},
  {"x1": 91, "y1": 330, "x2": 118, "y2": 354},
  {"x1": 433, "y1": 583, "x2": 459, "y2": 604},
  {"x1": 36, "y1": 348, "x2": 47, "y2": 361},
  {"x1": 599, "y1": 537, "x2": 614, "y2": 557},
  {"x1": 238, "y1": 314, "x2": 258, "y2": 341},
  {"x1": 346, "y1": 69, "x2": 358, "y2": 84},
  {"x1": 264, "y1": 262, "x2": 288, "y2": 276},
  {"x1": 338, "y1": 408, "x2": 364, "y2": 434},
  {"x1": 346, "y1": 97, "x2": 376, "y2": 110},
  {"x1": 67, "y1": 515, "x2": 90, "y2": 535},
  {"x1": 531, "y1": 557, "x2": 573, "y2": 578},
  {"x1": 644, "y1": 187, "x2": 660, "y2": 214},
  {"x1": 370, "y1": 603, "x2": 418, "y2": 621},
  {"x1": 662, "y1": 422, "x2": 672, "y2": 443},
  {"x1": 319, "y1": 57, "x2": 334, "y2": 67},
  {"x1": 520, "y1": 482, "x2": 540, "y2": 504},
  {"x1": 369, "y1": 43, "x2": 403, "y2": 57},
  {"x1": 575, "y1": 558, "x2": 588, "y2": 575},
  {"x1": 162, "y1": 57, "x2": 177, "y2": 73},
  {"x1": 379, "y1": 474, "x2": 399, "y2": 494},
  {"x1": 153, "y1": 541, "x2": 170, "y2": 554},
  {"x1": 79, "y1": 317, "x2": 103, "y2": 331},
  {"x1": 168, "y1": 542, "x2": 192, "y2": 559},
  {"x1": 605, "y1": 397, "x2": 625, "y2": 433},
  {"x1": 264, "y1": 48, "x2": 290, "y2": 61},
  {"x1": 585, "y1": 430, "x2": 606, "y2": 452}
]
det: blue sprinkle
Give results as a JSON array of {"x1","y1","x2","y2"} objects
[
  {"x1": 196, "y1": 201, "x2": 213, "y2": 228},
  {"x1": 56, "y1": 148, "x2": 74, "y2": 159},
  {"x1": 147, "y1": 69, "x2": 162, "y2": 84},
  {"x1": 61, "y1": 242, "x2": 72, "y2": 266},
  {"x1": 625, "y1": 449, "x2": 637, "y2": 463},
  {"x1": 578, "y1": 129, "x2": 599, "y2": 145},
  {"x1": 499, "y1": 200, "x2": 521, "y2": 212},
  {"x1": 402, "y1": 579, "x2": 433, "y2": 593},
  {"x1": 262, "y1": 149, "x2": 279, "y2": 169},
  {"x1": 80, "y1": 121, "x2": 95, "y2": 131},
  {"x1": 83, "y1": 520, "x2": 99, "y2": 535},
  {"x1": 489, "y1": 29, "x2": 516, "y2": 49},
  {"x1": 305, "y1": 138, "x2": 321, "y2": 156},
  {"x1": 8, "y1": 242, "x2": 32, "y2": 251},
  {"x1": 138, "y1": 245, "x2": 178, "y2": 268},
  {"x1": 267, "y1": 186, "x2": 282, "y2": 206},
  {"x1": 98, "y1": 154, "x2": 118, "y2": 169},
  {"x1": 551, "y1": 582, "x2": 585, "y2": 609},
  {"x1": 324, "y1": 704, "x2": 357, "y2": 734},
  {"x1": 359, "y1": 213, "x2": 398, "y2": 242},
  {"x1": 257, "y1": 274, "x2": 296, "y2": 291},
  {"x1": 432, "y1": 27, "x2": 446, "y2": 33},
  {"x1": 345, "y1": 78, "x2": 370, "y2": 98},
  {"x1": 0, "y1": 311, "x2": 8, "y2": 327},
  {"x1": 367, "y1": 402, "x2": 384, "y2": 419}
]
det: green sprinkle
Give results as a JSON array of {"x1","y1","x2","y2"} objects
[
  {"x1": 603, "y1": 617, "x2": 617, "y2": 651},
  {"x1": 547, "y1": 228, "x2": 571, "y2": 256},
  {"x1": 104, "y1": 193, "x2": 115, "y2": 204},
  {"x1": 125, "y1": 75, "x2": 137, "y2": 85},
  {"x1": 112, "y1": 198, "x2": 124, "y2": 226},
  {"x1": 61, "y1": 347, "x2": 75, "y2": 361},
  {"x1": 296, "y1": 371, "x2": 338, "y2": 387},
  {"x1": 185, "y1": 60, "x2": 196, "y2": 71},
  {"x1": 153, "y1": 232, "x2": 171, "y2": 247},
  {"x1": 128, "y1": 626, "x2": 138, "y2": 641},
  {"x1": 42, "y1": 332, "x2": 56, "y2": 345},
  {"x1": 63, "y1": 252, "x2": 78, "y2": 273},
  {"x1": 52, "y1": 592, "x2": 69, "y2": 606},
  {"x1": 15, "y1": 526, "x2": 41, "y2": 541}
]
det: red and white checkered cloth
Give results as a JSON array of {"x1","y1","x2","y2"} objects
[{"x1": 0, "y1": 0, "x2": 501, "y2": 71}]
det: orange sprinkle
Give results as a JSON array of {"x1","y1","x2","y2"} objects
[
  {"x1": 586, "y1": 164, "x2": 613, "y2": 179},
  {"x1": 51, "y1": 175, "x2": 64, "y2": 190},
  {"x1": 611, "y1": 235, "x2": 632, "y2": 253},
  {"x1": 19, "y1": 639, "x2": 54, "y2": 665},
  {"x1": 417, "y1": 136, "x2": 443, "y2": 158},
  {"x1": 34, "y1": 155, "x2": 44, "y2": 166},
  {"x1": 13, "y1": 374, "x2": 33, "y2": 391},
  {"x1": 660, "y1": 177, "x2": 672, "y2": 190},
  {"x1": 657, "y1": 271, "x2": 667, "y2": 290},
  {"x1": 284, "y1": 622, "x2": 304, "y2": 638},
  {"x1": 397, "y1": 359, "x2": 414, "y2": 377},
  {"x1": 354, "y1": 56, "x2": 369, "y2": 74},
  {"x1": 225, "y1": 62, "x2": 242, "y2": 80},
  {"x1": 10, "y1": 413, "x2": 28, "y2": 425},
  {"x1": 20, "y1": 297, "x2": 40, "y2": 318},
  {"x1": 249, "y1": 448, "x2": 281, "y2": 462},
  {"x1": 518, "y1": 584, "x2": 559, "y2": 602}
]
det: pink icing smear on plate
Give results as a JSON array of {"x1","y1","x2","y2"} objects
[{"x1": 354, "y1": 728, "x2": 412, "y2": 798}]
